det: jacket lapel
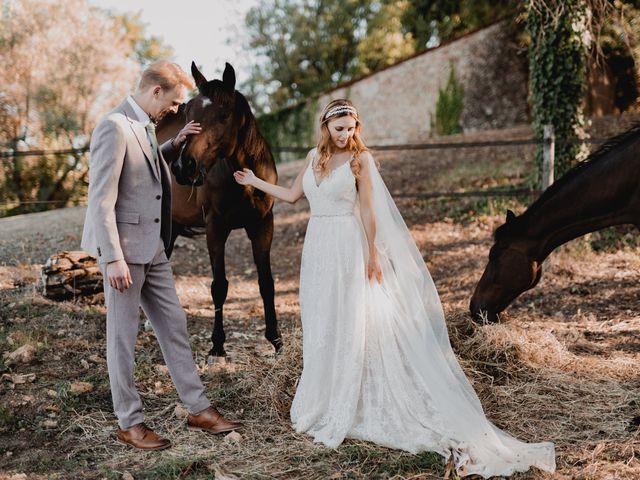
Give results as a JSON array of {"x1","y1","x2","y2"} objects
[{"x1": 118, "y1": 100, "x2": 161, "y2": 182}]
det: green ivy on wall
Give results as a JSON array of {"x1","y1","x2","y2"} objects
[
  {"x1": 257, "y1": 100, "x2": 320, "y2": 163},
  {"x1": 527, "y1": 0, "x2": 590, "y2": 184},
  {"x1": 431, "y1": 62, "x2": 465, "y2": 136}
]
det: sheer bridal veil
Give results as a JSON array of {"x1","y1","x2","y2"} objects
[{"x1": 354, "y1": 154, "x2": 555, "y2": 478}]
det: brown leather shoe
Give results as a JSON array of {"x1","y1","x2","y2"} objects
[
  {"x1": 187, "y1": 406, "x2": 241, "y2": 434},
  {"x1": 116, "y1": 423, "x2": 171, "y2": 451}
]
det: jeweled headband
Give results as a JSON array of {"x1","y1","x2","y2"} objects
[{"x1": 322, "y1": 105, "x2": 358, "y2": 122}]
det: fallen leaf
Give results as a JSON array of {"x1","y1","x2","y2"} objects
[
  {"x1": 1, "y1": 373, "x2": 36, "y2": 385},
  {"x1": 213, "y1": 467, "x2": 240, "y2": 480},
  {"x1": 69, "y1": 381, "x2": 93, "y2": 395},
  {"x1": 155, "y1": 365, "x2": 169, "y2": 375},
  {"x1": 88, "y1": 354, "x2": 105, "y2": 364},
  {"x1": 40, "y1": 419, "x2": 58, "y2": 429},
  {"x1": 174, "y1": 404, "x2": 189, "y2": 419},
  {"x1": 4, "y1": 344, "x2": 36, "y2": 364},
  {"x1": 224, "y1": 431, "x2": 242, "y2": 443}
]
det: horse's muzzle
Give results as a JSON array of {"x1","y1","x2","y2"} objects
[
  {"x1": 172, "y1": 150, "x2": 204, "y2": 186},
  {"x1": 469, "y1": 298, "x2": 499, "y2": 323}
]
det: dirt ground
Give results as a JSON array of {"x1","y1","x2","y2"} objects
[{"x1": 1, "y1": 143, "x2": 639, "y2": 479}]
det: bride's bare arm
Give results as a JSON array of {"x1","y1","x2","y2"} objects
[
  {"x1": 233, "y1": 150, "x2": 312, "y2": 204},
  {"x1": 357, "y1": 152, "x2": 382, "y2": 282}
]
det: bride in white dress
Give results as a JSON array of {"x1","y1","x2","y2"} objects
[{"x1": 234, "y1": 99, "x2": 555, "y2": 477}]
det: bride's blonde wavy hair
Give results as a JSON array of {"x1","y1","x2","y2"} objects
[{"x1": 315, "y1": 99, "x2": 368, "y2": 179}]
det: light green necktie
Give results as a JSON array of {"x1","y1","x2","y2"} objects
[{"x1": 145, "y1": 121, "x2": 160, "y2": 174}]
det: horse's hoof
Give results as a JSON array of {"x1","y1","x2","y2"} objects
[
  {"x1": 207, "y1": 355, "x2": 228, "y2": 366},
  {"x1": 270, "y1": 336, "x2": 283, "y2": 353}
]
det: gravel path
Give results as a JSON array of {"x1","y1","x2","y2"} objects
[{"x1": 0, "y1": 205, "x2": 87, "y2": 266}]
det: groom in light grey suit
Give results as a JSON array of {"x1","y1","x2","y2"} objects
[{"x1": 82, "y1": 61, "x2": 239, "y2": 450}]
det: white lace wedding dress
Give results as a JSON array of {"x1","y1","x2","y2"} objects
[{"x1": 290, "y1": 150, "x2": 555, "y2": 478}]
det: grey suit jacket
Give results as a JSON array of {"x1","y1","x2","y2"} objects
[{"x1": 81, "y1": 99, "x2": 178, "y2": 264}]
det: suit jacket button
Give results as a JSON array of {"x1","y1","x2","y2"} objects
[
  {"x1": 156, "y1": 195, "x2": 161, "y2": 200},
  {"x1": 154, "y1": 218, "x2": 160, "y2": 223}
]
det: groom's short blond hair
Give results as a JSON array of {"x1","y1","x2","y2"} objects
[{"x1": 138, "y1": 61, "x2": 194, "y2": 92}]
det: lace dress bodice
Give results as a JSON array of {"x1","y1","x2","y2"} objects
[{"x1": 302, "y1": 158, "x2": 357, "y2": 217}]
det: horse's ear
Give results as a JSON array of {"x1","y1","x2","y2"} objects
[
  {"x1": 506, "y1": 209, "x2": 516, "y2": 223},
  {"x1": 223, "y1": 62, "x2": 236, "y2": 92},
  {"x1": 191, "y1": 61, "x2": 207, "y2": 89}
]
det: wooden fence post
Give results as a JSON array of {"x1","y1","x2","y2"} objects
[{"x1": 542, "y1": 124, "x2": 555, "y2": 190}]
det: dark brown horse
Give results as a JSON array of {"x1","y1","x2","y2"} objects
[
  {"x1": 157, "y1": 62, "x2": 281, "y2": 359},
  {"x1": 470, "y1": 124, "x2": 640, "y2": 321}
]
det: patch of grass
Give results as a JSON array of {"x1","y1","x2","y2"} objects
[
  {"x1": 135, "y1": 458, "x2": 213, "y2": 479},
  {"x1": 336, "y1": 444, "x2": 445, "y2": 477},
  {"x1": 432, "y1": 195, "x2": 529, "y2": 225},
  {"x1": 337, "y1": 443, "x2": 385, "y2": 466},
  {"x1": 588, "y1": 225, "x2": 640, "y2": 253},
  {"x1": 209, "y1": 379, "x2": 247, "y2": 404},
  {"x1": 53, "y1": 381, "x2": 83, "y2": 412},
  {"x1": 376, "y1": 450, "x2": 445, "y2": 477},
  {"x1": 440, "y1": 156, "x2": 527, "y2": 190},
  {"x1": 0, "y1": 406, "x2": 19, "y2": 433},
  {"x1": 15, "y1": 449, "x2": 109, "y2": 478}
]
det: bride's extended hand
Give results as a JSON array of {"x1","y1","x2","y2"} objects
[
  {"x1": 234, "y1": 168, "x2": 257, "y2": 186},
  {"x1": 367, "y1": 248, "x2": 382, "y2": 283}
]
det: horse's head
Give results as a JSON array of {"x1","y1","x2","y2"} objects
[
  {"x1": 172, "y1": 61, "x2": 242, "y2": 186},
  {"x1": 469, "y1": 210, "x2": 542, "y2": 322}
]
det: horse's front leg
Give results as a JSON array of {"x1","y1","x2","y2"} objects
[
  {"x1": 246, "y1": 212, "x2": 282, "y2": 353},
  {"x1": 206, "y1": 221, "x2": 231, "y2": 360}
]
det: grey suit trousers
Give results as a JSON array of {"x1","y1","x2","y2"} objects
[{"x1": 102, "y1": 238, "x2": 210, "y2": 429}]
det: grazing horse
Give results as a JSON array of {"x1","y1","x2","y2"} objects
[
  {"x1": 470, "y1": 123, "x2": 640, "y2": 321},
  {"x1": 156, "y1": 62, "x2": 281, "y2": 359}
]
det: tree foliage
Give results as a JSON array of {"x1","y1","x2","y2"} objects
[
  {"x1": 243, "y1": 0, "x2": 415, "y2": 112},
  {"x1": 111, "y1": 11, "x2": 174, "y2": 67},
  {"x1": 526, "y1": 0, "x2": 594, "y2": 182},
  {"x1": 0, "y1": 0, "x2": 171, "y2": 215},
  {"x1": 401, "y1": 0, "x2": 521, "y2": 49},
  {"x1": 595, "y1": 0, "x2": 640, "y2": 112}
]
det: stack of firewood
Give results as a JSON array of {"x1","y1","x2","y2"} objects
[{"x1": 40, "y1": 251, "x2": 103, "y2": 300}]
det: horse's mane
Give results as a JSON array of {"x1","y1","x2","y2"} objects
[
  {"x1": 495, "y1": 122, "x2": 640, "y2": 240},
  {"x1": 233, "y1": 91, "x2": 272, "y2": 168}
]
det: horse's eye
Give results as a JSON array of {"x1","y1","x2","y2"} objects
[{"x1": 216, "y1": 109, "x2": 231, "y2": 119}]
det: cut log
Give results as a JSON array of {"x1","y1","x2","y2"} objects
[{"x1": 40, "y1": 251, "x2": 103, "y2": 300}]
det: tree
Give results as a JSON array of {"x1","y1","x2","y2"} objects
[
  {"x1": 111, "y1": 11, "x2": 174, "y2": 67},
  {"x1": 0, "y1": 0, "x2": 169, "y2": 215},
  {"x1": 244, "y1": 0, "x2": 415, "y2": 113},
  {"x1": 357, "y1": 1, "x2": 415, "y2": 74},
  {"x1": 400, "y1": 0, "x2": 521, "y2": 50}
]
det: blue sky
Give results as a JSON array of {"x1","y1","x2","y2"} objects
[{"x1": 87, "y1": 0, "x2": 260, "y2": 82}]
